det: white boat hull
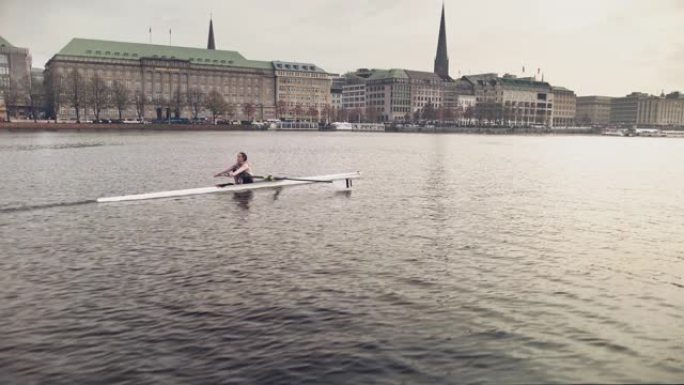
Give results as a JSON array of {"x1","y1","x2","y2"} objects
[{"x1": 97, "y1": 172, "x2": 361, "y2": 203}]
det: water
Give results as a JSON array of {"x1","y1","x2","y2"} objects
[{"x1": 1, "y1": 131, "x2": 683, "y2": 384}]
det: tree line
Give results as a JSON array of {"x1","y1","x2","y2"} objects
[
  {"x1": 44, "y1": 69, "x2": 273, "y2": 123},
  {"x1": 0, "y1": 74, "x2": 45, "y2": 122}
]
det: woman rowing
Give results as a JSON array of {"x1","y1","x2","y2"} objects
[{"x1": 215, "y1": 152, "x2": 254, "y2": 185}]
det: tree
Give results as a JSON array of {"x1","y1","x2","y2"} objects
[
  {"x1": 170, "y1": 87, "x2": 185, "y2": 118},
  {"x1": 226, "y1": 103, "x2": 236, "y2": 121},
  {"x1": 111, "y1": 80, "x2": 130, "y2": 120},
  {"x1": 204, "y1": 89, "x2": 227, "y2": 123},
  {"x1": 422, "y1": 102, "x2": 436, "y2": 121},
  {"x1": 45, "y1": 72, "x2": 64, "y2": 123},
  {"x1": 2, "y1": 78, "x2": 22, "y2": 122},
  {"x1": 186, "y1": 87, "x2": 204, "y2": 120},
  {"x1": 464, "y1": 105, "x2": 474, "y2": 124},
  {"x1": 243, "y1": 102, "x2": 256, "y2": 121},
  {"x1": 151, "y1": 94, "x2": 167, "y2": 120},
  {"x1": 87, "y1": 74, "x2": 111, "y2": 121},
  {"x1": 293, "y1": 103, "x2": 304, "y2": 121},
  {"x1": 443, "y1": 106, "x2": 455, "y2": 122},
  {"x1": 134, "y1": 90, "x2": 146, "y2": 121},
  {"x1": 365, "y1": 106, "x2": 380, "y2": 123},
  {"x1": 322, "y1": 104, "x2": 332, "y2": 123},
  {"x1": 65, "y1": 69, "x2": 86, "y2": 123},
  {"x1": 307, "y1": 105, "x2": 319, "y2": 122},
  {"x1": 276, "y1": 100, "x2": 288, "y2": 119},
  {"x1": 27, "y1": 74, "x2": 45, "y2": 122}
]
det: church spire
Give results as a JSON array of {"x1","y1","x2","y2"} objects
[
  {"x1": 207, "y1": 17, "x2": 216, "y2": 50},
  {"x1": 434, "y1": 2, "x2": 449, "y2": 79}
]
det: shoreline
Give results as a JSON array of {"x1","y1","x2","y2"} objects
[{"x1": 0, "y1": 122, "x2": 601, "y2": 135}]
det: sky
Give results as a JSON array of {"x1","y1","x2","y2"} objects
[{"x1": 1, "y1": 0, "x2": 682, "y2": 97}]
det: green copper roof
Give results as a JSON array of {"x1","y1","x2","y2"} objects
[
  {"x1": 53, "y1": 38, "x2": 272, "y2": 70},
  {"x1": 0, "y1": 36, "x2": 13, "y2": 48},
  {"x1": 368, "y1": 68, "x2": 408, "y2": 80}
]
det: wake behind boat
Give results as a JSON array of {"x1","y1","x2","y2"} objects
[{"x1": 96, "y1": 172, "x2": 361, "y2": 203}]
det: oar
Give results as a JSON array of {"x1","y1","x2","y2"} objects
[{"x1": 253, "y1": 175, "x2": 333, "y2": 184}]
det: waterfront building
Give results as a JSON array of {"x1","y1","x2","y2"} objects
[
  {"x1": 341, "y1": 69, "x2": 369, "y2": 113},
  {"x1": 365, "y1": 69, "x2": 411, "y2": 121},
  {"x1": 443, "y1": 79, "x2": 477, "y2": 113},
  {"x1": 406, "y1": 70, "x2": 444, "y2": 113},
  {"x1": 551, "y1": 86, "x2": 577, "y2": 126},
  {"x1": 0, "y1": 36, "x2": 33, "y2": 119},
  {"x1": 576, "y1": 96, "x2": 613, "y2": 125},
  {"x1": 611, "y1": 92, "x2": 684, "y2": 126},
  {"x1": 463, "y1": 73, "x2": 554, "y2": 126},
  {"x1": 45, "y1": 38, "x2": 277, "y2": 121},
  {"x1": 43, "y1": 20, "x2": 331, "y2": 122},
  {"x1": 273, "y1": 61, "x2": 333, "y2": 121}
]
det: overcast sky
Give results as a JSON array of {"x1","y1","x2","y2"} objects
[{"x1": 1, "y1": 0, "x2": 682, "y2": 96}]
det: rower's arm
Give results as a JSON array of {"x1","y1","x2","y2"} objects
[
  {"x1": 231, "y1": 163, "x2": 249, "y2": 176},
  {"x1": 214, "y1": 163, "x2": 238, "y2": 177}
]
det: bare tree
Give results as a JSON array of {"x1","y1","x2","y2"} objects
[
  {"x1": 243, "y1": 102, "x2": 255, "y2": 121},
  {"x1": 186, "y1": 87, "x2": 204, "y2": 120},
  {"x1": 276, "y1": 100, "x2": 288, "y2": 119},
  {"x1": 204, "y1": 89, "x2": 227, "y2": 123},
  {"x1": 294, "y1": 103, "x2": 304, "y2": 121},
  {"x1": 307, "y1": 105, "x2": 319, "y2": 122},
  {"x1": 422, "y1": 102, "x2": 436, "y2": 121},
  {"x1": 45, "y1": 71, "x2": 64, "y2": 122},
  {"x1": 111, "y1": 80, "x2": 130, "y2": 120},
  {"x1": 26, "y1": 74, "x2": 45, "y2": 122},
  {"x1": 226, "y1": 103, "x2": 236, "y2": 122},
  {"x1": 1, "y1": 78, "x2": 22, "y2": 122},
  {"x1": 66, "y1": 69, "x2": 86, "y2": 123},
  {"x1": 151, "y1": 94, "x2": 167, "y2": 120},
  {"x1": 322, "y1": 104, "x2": 332, "y2": 123},
  {"x1": 133, "y1": 90, "x2": 146, "y2": 121},
  {"x1": 170, "y1": 87, "x2": 185, "y2": 118},
  {"x1": 86, "y1": 73, "x2": 112, "y2": 121}
]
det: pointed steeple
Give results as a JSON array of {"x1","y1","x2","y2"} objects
[
  {"x1": 207, "y1": 18, "x2": 216, "y2": 50},
  {"x1": 434, "y1": 2, "x2": 449, "y2": 79}
]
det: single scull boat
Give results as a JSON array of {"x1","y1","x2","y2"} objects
[{"x1": 97, "y1": 171, "x2": 361, "y2": 203}]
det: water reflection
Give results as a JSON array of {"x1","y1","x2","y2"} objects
[{"x1": 232, "y1": 190, "x2": 254, "y2": 210}]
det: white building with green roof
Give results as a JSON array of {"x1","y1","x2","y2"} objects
[{"x1": 44, "y1": 36, "x2": 332, "y2": 122}]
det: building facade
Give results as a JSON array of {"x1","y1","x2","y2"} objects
[
  {"x1": 44, "y1": 29, "x2": 331, "y2": 122},
  {"x1": 464, "y1": 74, "x2": 555, "y2": 126},
  {"x1": 330, "y1": 77, "x2": 344, "y2": 112},
  {"x1": 551, "y1": 86, "x2": 577, "y2": 126},
  {"x1": 576, "y1": 96, "x2": 613, "y2": 125},
  {"x1": 365, "y1": 69, "x2": 411, "y2": 121},
  {"x1": 611, "y1": 92, "x2": 684, "y2": 126},
  {"x1": 273, "y1": 61, "x2": 332, "y2": 121},
  {"x1": 0, "y1": 36, "x2": 32, "y2": 120}
]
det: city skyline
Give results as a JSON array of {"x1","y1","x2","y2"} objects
[{"x1": 1, "y1": 0, "x2": 683, "y2": 97}]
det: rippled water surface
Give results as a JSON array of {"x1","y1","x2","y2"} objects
[{"x1": 1, "y1": 131, "x2": 683, "y2": 384}]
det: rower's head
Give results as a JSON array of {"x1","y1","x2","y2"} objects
[{"x1": 237, "y1": 152, "x2": 247, "y2": 164}]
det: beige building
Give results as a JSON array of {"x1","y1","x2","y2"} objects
[
  {"x1": 464, "y1": 74, "x2": 555, "y2": 126},
  {"x1": 611, "y1": 92, "x2": 684, "y2": 126},
  {"x1": 406, "y1": 70, "x2": 444, "y2": 112},
  {"x1": 44, "y1": 33, "x2": 331, "y2": 122},
  {"x1": 273, "y1": 61, "x2": 332, "y2": 121},
  {"x1": 551, "y1": 86, "x2": 576, "y2": 126},
  {"x1": 576, "y1": 96, "x2": 613, "y2": 125}
]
